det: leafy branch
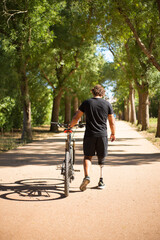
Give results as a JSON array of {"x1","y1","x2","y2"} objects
[
  {"x1": 2, "y1": 0, "x2": 28, "y2": 26},
  {"x1": 116, "y1": 1, "x2": 160, "y2": 71}
]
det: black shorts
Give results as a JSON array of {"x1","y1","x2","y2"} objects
[{"x1": 83, "y1": 136, "x2": 108, "y2": 165}]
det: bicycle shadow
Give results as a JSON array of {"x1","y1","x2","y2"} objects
[{"x1": 0, "y1": 178, "x2": 73, "y2": 201}]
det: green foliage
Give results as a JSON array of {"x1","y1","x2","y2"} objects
[
  {"x1": 148, "y1": 68, "x2": 160, "y2": 117},
  {"x1": 0, "y1": 97, "x2": 16, "y2": 129},
  {"x1": 29, "y1": 77, "x2": 53, "y2": 126},
  {"x1": 0, "y1": 0, "x2": 64, "y2": 132},
  {"x1": 95, "y1": 0, "x2": 160, "y2": 122},
  {"x1": 1, "y1": 0, "x2": 160, "y2": 132},
  {"x1": 68, "y1": 47, "x2": 106, "y2": 101}
]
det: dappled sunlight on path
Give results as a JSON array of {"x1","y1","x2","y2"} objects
[
  {"x1": 0, "y1": 121, "x2": 160, "y2": 240},
  {"x1": 0, "y1": 121, "x2": 159, "y2": 168},
  {"x1": 105, "y1": 121, "x2": 160, "y2": 166}
]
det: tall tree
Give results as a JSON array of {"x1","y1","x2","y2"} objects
[
  {"x1": 113, "y1": 0, "x2": 160, "y2": 71},
  {"x1": 0, "y1": 0, "x2": 62, "y2": 139},
  {"x1": 39, "y1": 0, "x2": 99, "y2": 132}
]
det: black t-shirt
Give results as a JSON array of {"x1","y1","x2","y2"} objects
[{"x1": 79, "y1": 98, "x2": 114, "y2": 137}]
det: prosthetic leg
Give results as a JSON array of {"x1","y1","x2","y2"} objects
[
  {"x1": 98, "y1": 165, "x2": 105, "y2": 189},
  {"x1": 100, "y1": 165, "x2": 104, "y2": 179}
]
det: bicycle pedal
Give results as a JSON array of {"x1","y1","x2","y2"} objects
[
  {"x1": 71, "y1": 176, "x2": 75, "y2": 180},
  {"x1": 74, "y1": 169, "x2": 80, "y2": 172}
]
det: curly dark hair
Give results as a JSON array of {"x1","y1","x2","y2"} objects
[{"x1": 91, "y1": 85, "x2": 105, "y2": 97}]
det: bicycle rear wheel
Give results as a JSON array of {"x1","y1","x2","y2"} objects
[{"x1": 64, "y1": 151, "x2": 69, "y2": 197}]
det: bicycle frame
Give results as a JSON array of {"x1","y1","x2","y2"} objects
[
  {"x1": 63, "y1": 129, "x2": 74, "y2": 196},
  {"x1": 64, "y1": 129, "x2": 73, "y2": 151},
  {"x1": 51, "y1": 122, "x2": 84, "y2": 197}
]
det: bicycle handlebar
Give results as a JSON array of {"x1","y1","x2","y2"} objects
[{"x1": 51, "y1": 122, "x2": 85, "y2": 128}]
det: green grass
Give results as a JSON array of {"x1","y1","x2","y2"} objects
[
  {"x1": 149, "y1": 118, "x2": 157, "y2": 124},
  {"x1": 132, "y1": 118, "x2": 160, "y2": 149},
  {"x1": 0, "y1": 126, "x2": 54, "y2": 152},
  {"x1": 0, "y1": 138, "x2": 22, "y2": 152},
  {"x1": 136, "y1": 118, "x2": 157, "y2": 133},
  {"x1": 147, "y1": 118, "x2": 157, "y2": 134},
  {"x1": 0, "y1": 129, "x2": 23, "y2": 152}
]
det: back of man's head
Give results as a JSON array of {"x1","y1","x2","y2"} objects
[{"x1": 91, "y1": 85, "x2": 105, "y2": 97}]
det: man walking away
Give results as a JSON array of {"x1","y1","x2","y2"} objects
[{"x1": 69, "y1": 85, "x2": 116, "y2": 191}]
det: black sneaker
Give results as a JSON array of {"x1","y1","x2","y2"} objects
[
  {"x1": 98, "y1": 178, "x2": 105, "y2": 189},
  {"x1": 80, "y1": 176, "x2": 90, "y2": 191}
]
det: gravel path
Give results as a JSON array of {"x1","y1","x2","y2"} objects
[{"x1": 0, "y1": 120, "x2": 160, "y2": 240}]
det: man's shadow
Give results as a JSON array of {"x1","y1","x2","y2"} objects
[{"x1": 0, "y1": 178, "x2": 79, "y2": 201}]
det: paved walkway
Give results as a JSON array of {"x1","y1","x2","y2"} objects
[{"x1": 0, "y1": 121, "x2": 160, "y2": 240}]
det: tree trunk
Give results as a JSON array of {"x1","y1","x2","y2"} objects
[
  {"x1": 64, "y1": 92, "x2": 71, "y2": 124},
  {"x1": 50, "y1": 90, "x2": 63, "y2": 132},
  {"x1": 21, "y1": 68, "x2": 32, "y2": 141},
  {"x1": 156, "y1": 100, "x2": 160, "y2": 137},
  {"x1": 141, "y1": 85, "x2": 149, "y2": 131},
  {"x1": 124, "y1": 99, "x2": 127, "y2": 121},
  {"x1": 129, "y1": 83, "x2": 136, "y2": 124},
  {"x1": 73, "y1": 96, "x2": 79, "y2": 115},
  {"x1": 126, "y1": 98, "x2": 130, "y2": 122},
  {"x1": 137, "y1": 89, "x2": 143, "y2": 125},
  {"x1": 128, "y1": 98, "x2": 131, "y2": 122}
]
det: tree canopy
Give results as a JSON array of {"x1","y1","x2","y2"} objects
[{"x1": 0, "y1": 0, "x2": 160, "y2": 138}]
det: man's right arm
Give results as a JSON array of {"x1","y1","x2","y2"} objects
[
  {"x1": 108, "y1": 114, "x2": 116, "y2": 142},
  {"x1": 69, "y1": 110, "x2": 84, "y2": 128}
]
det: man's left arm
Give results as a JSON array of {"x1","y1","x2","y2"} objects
[
  {"x1": 69, "y1": 110, "x2": 84, "y2": 128},
  {"x1": 108, "y1": 114, "x2": 116, "y2": 142}
]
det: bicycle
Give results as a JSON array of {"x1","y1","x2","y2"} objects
[{"x1": 51, "y1": 122, "x2": 84, "y2": 197}]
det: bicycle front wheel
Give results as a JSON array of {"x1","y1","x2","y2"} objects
[
  {"x1": 72, "y1": 140, "x2": 75, "y2": 165},
  {"x1": 64, "y1": 151, "x2": 69, "y2": 197}
]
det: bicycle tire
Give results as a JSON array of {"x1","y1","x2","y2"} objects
[
  {"x1": 69, "y1": 147, "x2": 74, "y2": 183},
  {"x1": 72, "y1": 140, "x2": 75, "y2": 165},
  {"x1": 64, "y1": 151, "x2": 69, "y2": 197},
  {"x1": 70, "y1": 147, "x2": 73, "y2": 165}
]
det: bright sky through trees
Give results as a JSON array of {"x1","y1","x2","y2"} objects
[
  {"x1": 96, "y1": 46, "x2": 114, "y2": 62},
  {"x1": 102, "y1": 50, "x2": 114, "y2": 62},
  {"x1": 96, "y1": 46, "x2": 114, "y2": 100}
]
